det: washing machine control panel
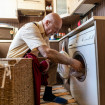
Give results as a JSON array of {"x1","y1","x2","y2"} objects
[{"x1": 68, "y1": 27, "x2": 95, "y2": 48}]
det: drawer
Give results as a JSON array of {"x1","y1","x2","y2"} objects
[
  {"x1": 0, "y1": 28, "x2": 13, "y2": 40},
  {"x1": 18, "y1": 0, "x2": 45, "y2": 11}
]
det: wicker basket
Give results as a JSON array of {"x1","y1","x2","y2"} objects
[{"x1": 0, "y1": 58, "x2": 35, "y2": 105}]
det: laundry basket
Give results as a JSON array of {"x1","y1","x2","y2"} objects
[{"x1": 0, "y1": 58, "x2": 35, "y2": 105}]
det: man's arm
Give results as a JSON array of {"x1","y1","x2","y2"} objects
[{"x1": 38, "y1": 45, "x2": 83, "y2": 71}]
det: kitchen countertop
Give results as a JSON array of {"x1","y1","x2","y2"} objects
[
  {"x1": 49, "y1": 32, "x2": 69, "y2": 42},
  {"x1": 49, "y1": 16, "x2": 105, "y2": 42},
  {"x1": 0, "y1": 40, "x2": 12, "y2": 42}
]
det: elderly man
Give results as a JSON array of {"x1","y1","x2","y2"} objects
[{"x1": 7, "y1": 13, "x2": 82, "y2": 104}]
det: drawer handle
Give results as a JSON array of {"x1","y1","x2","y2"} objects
[
  {"x1": 69, "y1": 44, "x2": 73, "y2": 46},
  {"x1": 24, "y1": 0, "x2": 41, "y2": 2}
]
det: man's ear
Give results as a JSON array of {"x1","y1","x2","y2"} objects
[{"x1": 46, "y1": 20, "x2": 50, "y2": 26}]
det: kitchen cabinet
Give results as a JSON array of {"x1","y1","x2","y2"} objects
[
  {"x1": 84, "y1": 0, "x2": 101, "y2": 4},
  {"x1": 17, "y1": 0, "x2": 45, "y2": 16},
  {"x1": 54, "y1": 0, "x2": 82, "y2": 17},
  {"x1": 67, "y1": 0, "x2": 101, "y2": 16},
  {"x1": 0, "y1": 27, "x2": 14, "y2": 40},
  {"x1": 54, "y1": 0, "x2": 101, "y2": 18},
  {"x1": 67, "y1": 0, "x2": 101, "y2": 15},
  {"x1": 67, "y1": 0, "x2": 84, "y2": 15},
  {"x1": 49, "y1": 37, "x2": 69, "y2": 53},
  {"x1": 50, "y1": 41, "x2": 59, "y2": 51},
  {"x1": 53, "y1": 0, "x2": 85, "y2": 17},
  {"x1": 18, "y1": 0, "x2": 45, "y2": 11},
  {"x1": 53, "y1": 0, "x2": 68, "y2": 18},
  {"x1": 0, "y1": 0, "x2": 18, "y2": 23},
  {"x1": 0, "y1": 23, "x2": 18, "y2": 40}
]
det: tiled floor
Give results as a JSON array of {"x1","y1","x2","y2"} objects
[{"x1": 40, "y1": 85, "x2": 78, "y2": 105}]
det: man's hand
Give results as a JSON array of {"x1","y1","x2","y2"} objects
[{"x1": 70, "y1": 59, "x2": 83, "y2": 71}]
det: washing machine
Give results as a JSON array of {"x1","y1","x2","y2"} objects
[{"x1": 68, "y1": 26, "x2": 98, "y2": 105}]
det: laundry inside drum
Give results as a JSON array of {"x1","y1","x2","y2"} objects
[{"x1": 70, "y1": 52, "x2": 87, "y2": 82}]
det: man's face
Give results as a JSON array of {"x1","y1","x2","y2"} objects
[{"x1": 45, "y1": 20, "x2": 61, "y2": 36}]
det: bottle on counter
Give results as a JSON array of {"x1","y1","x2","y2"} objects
[
  {"x1": 56, "y1": 33, "x2": 66, "y2": 40},
  {"x1": 49, "y1": 33, "x2": 56, "y2": 40},
  {"x1": 59, "y1": 33, "x2": 62, "y2": 38},
  {"x1": 61, "y1": 33, "x2": 65, "y2": 37},
  {"x1": 56, "y1": 33, "x2": 60, "y2": 40},
  {"x1": 46, "y1": 6, "x2": 50, "y2": 10},
  {"x1": 50, "y1": 5, "x2": 52, "y2": 10}
]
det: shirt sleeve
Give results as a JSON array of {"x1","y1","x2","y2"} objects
[{"x1": 21, "y1": 23, "x2": 47, "y2": 50}]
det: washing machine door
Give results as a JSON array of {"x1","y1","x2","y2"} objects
[
  {"x1": 69, "y1": 45, "x2": 98, "y2": 105},
  {"x1": 70, "y1": 51, "x2": 86, "y2": 82}
]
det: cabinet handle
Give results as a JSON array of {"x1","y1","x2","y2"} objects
[
  {"x1": 24, "y1": 0, "x2": 41, "y2": 2},
  {"x1": 67, "y1": 7, "x2": 70, "y2": 14},
  {"x1": 15, "y1": 9, "x2": 17, "y2": 17}
]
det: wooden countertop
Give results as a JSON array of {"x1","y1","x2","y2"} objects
[
  {"x1": 0, "y1": 40, "x2": 12, "y2": 42},
  {"x1": 49, "y1": 16, "x2": 105, "y2": 43}
]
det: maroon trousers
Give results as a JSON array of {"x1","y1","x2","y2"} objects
[{"x1": 25, "y1": 53, "x2": 48, "y2": 105}]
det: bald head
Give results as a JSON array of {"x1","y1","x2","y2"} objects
[
  {"x1": 43, "y1": 13, "x2": 62, "y2": 27},
  {"x1": 42, "y1": 13, "x2": 62, "y2": 36}
]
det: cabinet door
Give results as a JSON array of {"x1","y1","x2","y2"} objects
[
  {"x1": 18, "y1": 0, "x2": 45, "y2": 11},
  {"x1": 0, "y1": 0, "x2": 18, "y2": 19},
  {"x1": 53, "y1": 0, "x2": 67, "y2": 15},
  {"x1": 67, "y1": 0, "x2": 84, "y2": 15},
  {"x1": 50, "y1": 42, "x2": 59, "y2": 51}
]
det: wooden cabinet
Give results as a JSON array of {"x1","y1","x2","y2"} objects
[
  {"x1": 53, "y1": 0, "x2": 84, "y2": 18},
  {"x1": 50, "y1": 42, "x2": 59, "y2": 51},
  {"x1": 67, "y1": 0, "x2": 84, "y2": 15},
  {"x1": 67, "y1": 0, "x2": 101, "y2": 16},
  {"x1": 54, "y1": 0, "x2": 101, "y2": 18},
  {"x1": 53, "y1": 0, "x2": 68, "y2": 17},
  {"x1": 84, "y1": 0, "x2": 101, "y2": 4},
  {"x1": 0, "y1": 25, "x2": 18, "y2": 40},
  {"x1": 49, "y1": 37, "x2": 69, "y2": 53},
  {"x1": 0, "y1": 0, "x2": 18, "y2": 22},
  {"x1": 17, "y1": 0, "x2": 45, "y2": 11},
  {"x1": 0, "y1": 27, "x2": 13, "y2": 40}
]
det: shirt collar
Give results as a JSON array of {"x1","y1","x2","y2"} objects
[{"x1": 36, "y1": 21, "x2": 45, "y2": 34}]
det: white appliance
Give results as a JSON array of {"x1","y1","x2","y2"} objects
[{"x1": 68, "y1": 26, "x2": 98, "y2": 105}]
